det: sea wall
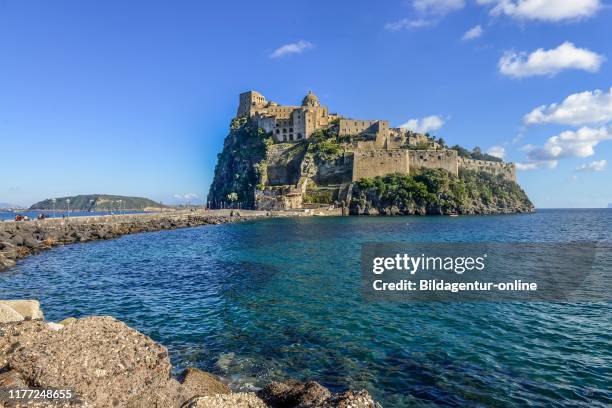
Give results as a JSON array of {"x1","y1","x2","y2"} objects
[{"x1": 0, "y1": 210, "x2": 270, "y2": 272}]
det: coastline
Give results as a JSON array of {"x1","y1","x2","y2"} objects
[
  {"x1": 0, "y1": 300, "x2": 379, "y2": 407},
  {"x1": 0, "y1": 209, "x2": 280, "y2": 272}
]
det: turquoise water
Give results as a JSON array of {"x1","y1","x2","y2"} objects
[{"x1": 1, "y1": 210, "x2": 610, "y2": 407}]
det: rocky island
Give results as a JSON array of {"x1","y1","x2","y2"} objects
[
  {"x1": 29, "y1": 194, "x2": 166, "y2": 212},
  {"x1": 209, "y1": 91, "x2": 533, "y2": 214}
]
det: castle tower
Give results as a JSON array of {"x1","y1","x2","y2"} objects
[
  {"x1": 237, "y1": 90, "x2": 267, "y2": 116},
  {"x1": 302, "y1": 91, "x2": 320, "y2": 108}
]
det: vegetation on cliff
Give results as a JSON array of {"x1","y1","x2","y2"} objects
[
  {"x1": 307, "y1": 128, "x2": 343, "y2": 161},
  {"x1": 30, "y1": 194, "x2": 164, "y2": 211},
  {"x1": 350, "y1": 168, "x2": 533, "y2": 215},
  {"x1": 208, "y1": 117, "x2": 272, "y2": 208}
]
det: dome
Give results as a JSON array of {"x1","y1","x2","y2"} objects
[{"x1": 302, "y1": 91, "x2": 320, "y2": 107}]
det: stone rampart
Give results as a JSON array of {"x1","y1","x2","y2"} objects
[
  {"x1": 459, "y1": 158, "x2": 516, "y2": 181},
  {"x1": 352, "y1": 150, "x2": 409, "y2": 181},
  {"x1": 408, "y1": 150, "x2": 458, "y2": 176}
]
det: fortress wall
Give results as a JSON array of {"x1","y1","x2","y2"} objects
[
  {"x1": 352, "y1": 150, "x2": 409, "y2": 181},
  {"x1": 409, "y1": 150, "x2": 458, "y2": 176},
  {"x1": 459, "y1": 158, "x2": 516, "y2": 182}
]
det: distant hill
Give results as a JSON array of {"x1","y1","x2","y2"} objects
[
  {"x1": 29, "y1": 195, "x2": 166, "y2": 211},
  {"x1": 608, "y1": 203, "x2": 612, "y2": 209},
  {"x1": 0, "y1": 202, "x2": 21, "y2": 210}
]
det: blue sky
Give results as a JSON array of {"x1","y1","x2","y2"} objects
[{"x1": 1, "y1": 0, "x2": 610, "y2": 208}]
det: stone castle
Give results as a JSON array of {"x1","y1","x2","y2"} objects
[{"x1": 237, "y1": 90, "x2": 516, "y2": 209}]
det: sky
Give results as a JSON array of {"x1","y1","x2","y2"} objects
[{"x1": 0, "y1": 0, "x2": 611, "y2": 208}]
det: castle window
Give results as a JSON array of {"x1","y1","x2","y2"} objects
[
  {"x1": 276, "y1": 129, "x2": 280, "y2": 134},
  {"x1": 290, "y1": 128, "x2": 293, "y2": 132},
  {"x1": 283, "y1": 128, "x2": 287, "y2": 133},
  {"x1": 283, "y1": 135, "x2": 287, "y2": 141},
  {"x1": 297, "y1": 133, "x2": 302, "y2": 139}
]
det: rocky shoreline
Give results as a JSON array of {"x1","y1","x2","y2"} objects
[
  {"x1": 0, "y1": 210, "x2": 276, "y2": 272},
  {"x1": 0, "y1": 300, "x2": 379, "y2": 408}
]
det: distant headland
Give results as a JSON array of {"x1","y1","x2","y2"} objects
[
  {"x1": 208, "y1": 90, "x2": 533, "y2": 215},
  {"x1": 29, "y1": 194, "x2": 166, "y2": 212}
]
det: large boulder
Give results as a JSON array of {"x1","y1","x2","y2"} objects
[
  {"x1": 0, "y1": 300, "x2": 44, "y2": 320},
  {"x1": 182, "y1": 393, "x2": 268, "y2": 408},
  {"x1": 0, "y1": 303, "x2": 24, "y2": 324},
  {"x1": 0, "y1": 316, "x2": 184, "y2": 407},
  {"x1": 257, "y1": 381, "x2": 379, "y2": 408},
  {"x1": 258, "y1": 381, "x2": 331, "y2": 407},
  {"x1": 178, "y1": 367, "x2": 231, "y2": 397}
]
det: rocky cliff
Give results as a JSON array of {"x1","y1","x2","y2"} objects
[
  {"x1": 350, "y1": 168, "x2": 534, "y2": 215},
  {"x1": 207, "y1": 117, "x2": 272, "y2": 209}
]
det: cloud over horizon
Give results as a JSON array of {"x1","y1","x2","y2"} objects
[
  {"x1": 517, "y1": 126, "x2": 612, "y2": 170},
  {"x1": 270, "y1": 40, "x2": 314, "y2": 58},
  {"x1": 499, "y1": 42, "x2": 604, "y2": 78},
  {"x1": 524, "y1": 87, "x2": 612, "y2": 126},
  {"x1": 400, "y1": 115, "x2": 446, "y2": 134}
]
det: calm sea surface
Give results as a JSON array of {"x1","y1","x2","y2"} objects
[{"x1": 1, "y1": 209, "x2": 610, "y2": 407}]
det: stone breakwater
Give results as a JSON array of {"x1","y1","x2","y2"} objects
[
  {"x1": 0, "y1": 300, "x2": 379, "y2": 408},
  {"x1": 0, "y1": 210, "x2": 274, "y2": 272}
]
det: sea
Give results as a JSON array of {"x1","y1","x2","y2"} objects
[{"x1": 0, "y1": 209, "x2": 610, "y2": 407}]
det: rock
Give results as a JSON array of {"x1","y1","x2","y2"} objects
[
  {"x1": 0, "y1": 303, "x2": 24, "y2": 323},
  {"x1": 0, "y1": 316, "x2": 184, "y2": 408},
  {"x1": 257, "y1": 380, "x2": 331, "y2": 407},
  {"x1": 0, "y1": 253, "x2": 16, "y2": 270},
  {"x1": 23, "y1": 236, "x2": 39, "y2": 248},
  {"x1": 0, "y1": 369, "x2": 27, "y2": 387},
  {"x1": 59, "y1": 317, "x2": 78, "y2": 326},
  {"x1": 182, "y1": 392, "x2": 268, "y2": 408},
  {"x1": 0, "y1": 300, "x2": 44, "y2": 320},
  {"x1": 320, "y1": 390, "x2": 379, "y2": 408},
  {"x1": 47, "y1": 322, "x2": 64, "y2": 331},
  {"x1": 178, "y1": 367, "x2": 231, "y2": 397}
]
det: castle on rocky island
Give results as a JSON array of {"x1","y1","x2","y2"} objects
[
  {"x1": 208, "y1": 90, "x2": 520, "y2": 210},
  {"x1": 238, "y1": 90, "x2": 516, "y2": 181}
]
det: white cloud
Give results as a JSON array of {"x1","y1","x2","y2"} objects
[
  {"x1": 524, "y1": 87, "x2": 612, "y2": 126},
  {"x1": 498, "y1": 42, "x2": 604, "y2": 78},
  {"x1": 487, "y1": 146, "x2": 506, "y2": 159},
  {"x1": 413, "y1": 0, "x2": 465, "y2": 15},
  {"x1": 523, "y1": 126, "x2": 612, "y2": 163},
  {"x1": 516, "y1": 160, "x2": 557, "y2": 170},
  {"x1": 575, "y1": 159, "x2": 607, "y2": 172},
  {"x1": 484, "y1": 0, "x2": 601, "y2": 22},
  {"x1": 400, "y1": 115, "x2": 445, "y2": 134},
  {"x1": 462, "y1": 25, "x2": 483, "y2": 40},
  {"x1": 385, "y1": 18, "x2": 435, "y2": 30},
  {"x1": 270, "y1": 40, "x2": 314, "y2": 58},
  {"x1": 174, "y1": 193, "x2": 199, "y2": 200}
]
